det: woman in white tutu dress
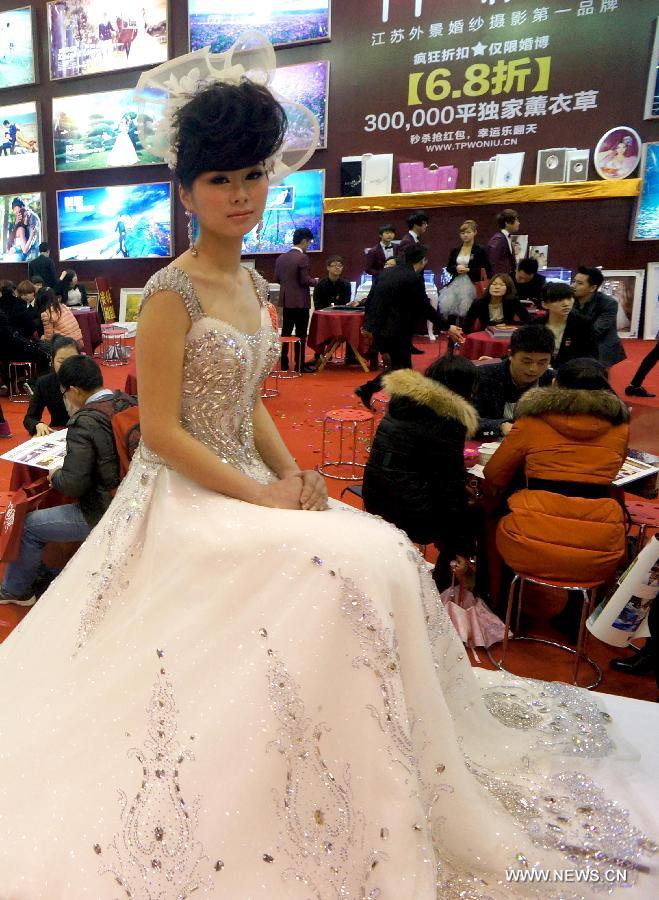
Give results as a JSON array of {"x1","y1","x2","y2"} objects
[
  {"x1": 439, "y1": 220, "x2": 492, "y2": 320},
  {"x1": 0, "y1": 38, "x2": 655, "y2": 898}
]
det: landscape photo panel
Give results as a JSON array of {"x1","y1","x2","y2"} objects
[
  {"x1": 271, "y1": 59, "x2": 329, "y2": 149},
  {"x1": 242, "y1": 169, "x2": 324, "y2": 255},
  {"x1": 0, "y1": 6, "x2": 35, "y2": 90},
  {"x1": 189, "y1": 1, "x2": 330, "y2": 53}
]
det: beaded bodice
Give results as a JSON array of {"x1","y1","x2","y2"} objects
[{"x1": 142, "y1": 265, "x2": 280, "y2": 483}]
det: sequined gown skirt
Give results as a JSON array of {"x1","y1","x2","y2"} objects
[{"x1": 0, "y1": 451, "x2": 655, "y2": 898}]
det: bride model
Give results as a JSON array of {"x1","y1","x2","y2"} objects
[{"x1": 0, "y1": 34, "x2": 654, "y2": 898}]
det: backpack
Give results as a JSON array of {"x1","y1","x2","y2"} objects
[{"x1": 110, "y1": 405, "x2": 141, "y2": 479}]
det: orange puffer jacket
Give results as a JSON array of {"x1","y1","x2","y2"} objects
[{"x1": 484, "y1": 386, "x2": 630, "y2": 584}]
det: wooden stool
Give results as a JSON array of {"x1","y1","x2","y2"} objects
[
  {"x1": 260, "y1": 368, "x2": 280, "y2": 399},
  {"x1": 318, "y1": 408, "x2": 374, "y2": 481},
  {"x1": 8, "y1": 361, "x2": 35, "y2": 401},
  {"x1": 278, "y1": 336, "x2": 302, "y2": 379},
  {"x1": 491, "y1": 574, "x2": 603, "y2": 689},
  {"x1": 99, "y1": 325, "x2": 128, "y2": 367}
]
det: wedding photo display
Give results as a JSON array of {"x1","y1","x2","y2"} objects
[
  {"x1": 0, "y1": 6, "x2": 35, "y2": 90},
  {"x1": 48, "y1": 0, "x2": 168, "y2": 81},
  {"x1": 631, "y1": 142, "x2": 659, "y2": 242},
  {"x1": 0, "y1": 101, "x2": 41, "y2": 178},
  {"x1": 242, "y1": 169, "x2": 324, "y2": 256},
  {"x1": 188, "y1": 0, "x2": 330, "y2": 53},
  {"x1": 57, "y1": 182, "x2": 172, "y2": 261},
  {"x1": 272, "y1": 59, "x2": 329, "y2": 150},
  {"x1": 53, "y1": 89, "x2": 164, "y2": 172},
  {"x1": 0, "y1": 192, "x2": 43, "y2": 263}
]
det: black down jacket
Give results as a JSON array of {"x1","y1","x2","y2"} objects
[{"x1": 362, "y1": 368, "x2": 477, "y2": 550}]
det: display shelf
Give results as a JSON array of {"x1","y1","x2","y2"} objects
[{"x1": 323, "y1": 179, "x2": 641, "y2": 214}]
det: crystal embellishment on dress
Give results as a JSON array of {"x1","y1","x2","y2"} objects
[
  {"x1": 99, "y1": 654, "x2": 215, "y2": 897},
  {"x1": 264, "y1": 643, "x2": 385, "y2": 896}
]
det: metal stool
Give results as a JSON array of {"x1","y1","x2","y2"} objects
[
  {"x1": 319, "y1": 408, "x2": 374, "y2": 481},
  {"x1": 99, "y1": 325, "x2": 129, "y2": 367},
  {"x1": 490, "y1": 574, "x2": 604, "y2": 689},
  {"x1": 278, "y1": 336, "x2": 302, "y2": 379},
  {"x1": 625, "y1": 498, "x2": 659, "y2": 559},
  {"x1": 260, "y1": 368, "x2": 280, "y2": 399},
  {"x1": 8, "y1": 361, "x2": 35, "y2": 401}
]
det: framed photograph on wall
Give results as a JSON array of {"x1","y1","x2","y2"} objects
[
  {"x1": 594, "y1": 126, "x2": 641, "y2": 180},
  {"x1": 119, "y1": 288, "x2": 143, "y2": 324},
  {"x1": 47, "y1": 0, "x2": 168, "y2": 81},
  {"x1": 271, "y1": 59, "x2": 329, "y2": 150},
  {"x1": 57, "y1": 182, "x2": 172, "y2": 261},
  {"x1": 630, "y1": 142, "x2": 659, "y2": 241},
  {"x1": 0, "y1": 192, "x2": 44, "y2": 263},
  {"x1": 189, "y1": 1, "x2": 330, "y2": 53},
  {"x1": 510, "y1": 234, "x2": 528, "y2": 265},
  {"x1": 242, "y1": 168, "x2": 325, "y2": 255},
  {"x1": 644, "y1": 263, "x2": 659, "y2": 339},
  {"x1": 645, "y1": 18, "x2": 659, "y2": 119},
  {"x1": 601, "y1": 270, "x2": 645, "y2": 339},
  {"x1": 0, "y1": 101, "x2": 42, "y2": 179},
  {"x1": 0, "y1": 6, "x2": 36, "y2": 90},
  {"x1": 53, "y1": 88, "x2": 164, "y2": 171}
]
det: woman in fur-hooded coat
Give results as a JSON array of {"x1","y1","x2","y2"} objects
[
  {"x1": 362, "y1": 358, "x2": 479, "y2": 553},
  {"x1": 484, "y1": 361, "x2": 630, "y2": 584}
]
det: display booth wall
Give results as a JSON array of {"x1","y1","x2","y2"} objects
[{"x1": 0, "y1": 0, "x2": 658, "y2": 303}]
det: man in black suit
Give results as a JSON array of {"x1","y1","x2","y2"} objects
[
  {"x1": 312, "y1": 256, "x2": 351, "y2": 310},
  {"x1": 486, "y1": 209, "x2": 519, "y2": 277},
  {"x1": 355, "y1": 244, "x2": 463, "y2": 409},
  {"x1": 364, "y1": 224, "x2": 397, "y2": 280},
  {"x1": 571, "y1": 266, "x2": 626, "y2": 370},
  {"x1": 27, "y1": 242, "x2": 58, "y2": 290},
  {"x1": 274, "y1": 227, "x2": 318, "y2": 373},
  {"x1": 540, "y1": 281, "x2": 597, "y2": 366},
  {"x1": 396, "y1": 210, "x2": 429, "y2": 258},
  {"x1": 515, "y1": 257, "x2": 546, "y2": 308},
  {"x1": 474, "y1": 324, "x2": 554, "y2": 438}
]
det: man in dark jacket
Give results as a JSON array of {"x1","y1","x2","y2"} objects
[
  {"x1": 274, "y1": 226, "x2": 318, "y2": 372},
  {"x1": 486, "y1": 208, "x2": 519, "y2": 277},
  {"x1": 27, "y1": 242, "x2": 59, "y2": 290},
  {"x1": 355, "y1": 244, "x2": 463, "y2": 409},
  {"x1": 0, "y1": 356, "x2": 134, "y2": 605},
  {"x1": 474, "y1": 324, "x2": 554, "y2": 438},
  {"x1": 571, "y1": 266, "x2": 626, "y2": 369}
]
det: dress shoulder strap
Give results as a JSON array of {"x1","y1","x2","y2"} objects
[
  {"x1": 141, "y1": 266, "x2": 204, "y2": 321},
  {"x1": 246, "y1": 267, "x2": 271, "y2": 307}
]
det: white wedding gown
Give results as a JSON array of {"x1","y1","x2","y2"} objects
[{"x1": 0, "y1": 265, "x2": 655, "y2": 898}]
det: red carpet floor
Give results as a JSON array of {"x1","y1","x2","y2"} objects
[{"x1": 0, "y1": 337, "x2": 657, "y2": 700}]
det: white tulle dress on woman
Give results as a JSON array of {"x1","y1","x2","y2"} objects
[{"x1": 0, "y1": 265, "x2": 654, "y2": 898}]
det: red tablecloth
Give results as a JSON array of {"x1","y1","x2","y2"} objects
[
  {"x1": 72, "y1": 308, "x2": 102, "y2": 357},
  {"x1": 125, "y1": 357, "x2": 138, "y2": 396},
  {"x1": 307, "y1": 310, "x2": 370, "y2": 356},
  {"x1": 461, "y1": 331, "x2": 511, "y2": 361}
]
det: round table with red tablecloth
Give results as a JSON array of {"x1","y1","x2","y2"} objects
[
  {"x1": 460, "y1": 330, "x2": 512, "y2": 361},
  {"x1": 71, "y1": 308, "x2": 102, "y2": 357},
  {"x1": 307, "y1": 310, "x2": 371, "y2": 372}
]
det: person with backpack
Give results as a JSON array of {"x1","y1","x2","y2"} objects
[{"x1": 0, "y1": 356, "x2": 136, "y2": 605}]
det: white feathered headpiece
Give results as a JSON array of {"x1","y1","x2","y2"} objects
[{"x1": 134, "y1": 31, "x2": 319, "y2": 181}]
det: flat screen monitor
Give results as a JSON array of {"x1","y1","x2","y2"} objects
[
  {"x1": 189, "y1": 1, "x2": 330, "y2": 53},
  {"x1": 57, "y1": 182, "x2": 172, "y2": 261},
  {"x1": 0, "y1": 192, "x2": 44, "y2": 263},
  {"x1": 47, "y1": 0, "x2": 168, "y2": 81},
  {"x1": 0, "y1": 6, "x2": 35, "y2": 89},
  {"x1": 0, "y1": 101, "x2": 41, "y2": 178},
  {"x1": 242, "y1": 168, "x2": 324, "y2": 256},
  {"x1": 53, "y1": 88, "x2": 164, "y2": 172},
  {"x1": 271, "y1": 59, "x2": 329, "y2": 149},
  {"x1": 538, "y1": 267, "x2": 572, "y2": 283}
]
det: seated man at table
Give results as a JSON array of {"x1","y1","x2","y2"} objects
[
  {"x1": 514, "y1": 258, "x2": 546, "y2": 309},
  {"x1": 0, "y1": 356, "x2": 136, "y2": 606},
  {"x1": 313, "y1": 256, "x2": 352, "y2": 310},
  {"x1": 355, "y1": 244, "x2": 463, "y2": 409},
  {"x1": 474, "y1": 324, "x2": 554, "y2": 439}
]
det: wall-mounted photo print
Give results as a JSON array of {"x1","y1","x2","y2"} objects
[
  {"x1": 57, "y1": 182, "x2": 171, "y2": 261},
  {"x1": 594, "y1": 127, "x2": 641, "y2": 180},
  {"x1": 0, "y1": 6, "x2": 35, "y2": 90},
  {"x1": 189, "y1": 1, "x2": 330, "y2": 53},
  {"x1": 242, "y1": 169, "x2": 324, "y2": 255},
  {"x1": 630, "y1": 142, "x2": 659, "y2": 242},
  {"x1": 48, "y1": 0, "x2": 168, "y2": 81},
  {"x1": 0, "y1": 101, "x2": 41, "y2": 178},
  {"x1": 271, "y1": 59, "x2": 329, "y2": 150},
  {"x1": 645, "y1": 18, "x2": 659, "y2": 119},
  {"x1": 53, "y1": 88, "x2": 164, "y2": 171},
  {"x1": 0, "y1": 192, "x2": 43, "y2": 263}
]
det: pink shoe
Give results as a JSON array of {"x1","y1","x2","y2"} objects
[{"x1": 0, "y1": 421, "x2": 12, "y2": 438}]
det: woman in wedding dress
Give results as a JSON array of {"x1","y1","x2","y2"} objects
[
  {"x1": 107, "y1": 115, "x2": 139, "y2": 167},
  {"x1": 0, "y1": 41, "x2": 655, "y2": 899}
]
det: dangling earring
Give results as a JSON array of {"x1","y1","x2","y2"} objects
[{"x1": 186, "y1": 209, "x2": 198, "y2": 257}]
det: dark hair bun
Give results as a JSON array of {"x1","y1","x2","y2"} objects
[{"x1": 173, "y1": 80, "x2": 287, "y2": 187}]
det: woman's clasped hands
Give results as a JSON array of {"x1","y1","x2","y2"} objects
[{"x1": 257, "y1": 470, "x2": 329, "y2": 511}]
